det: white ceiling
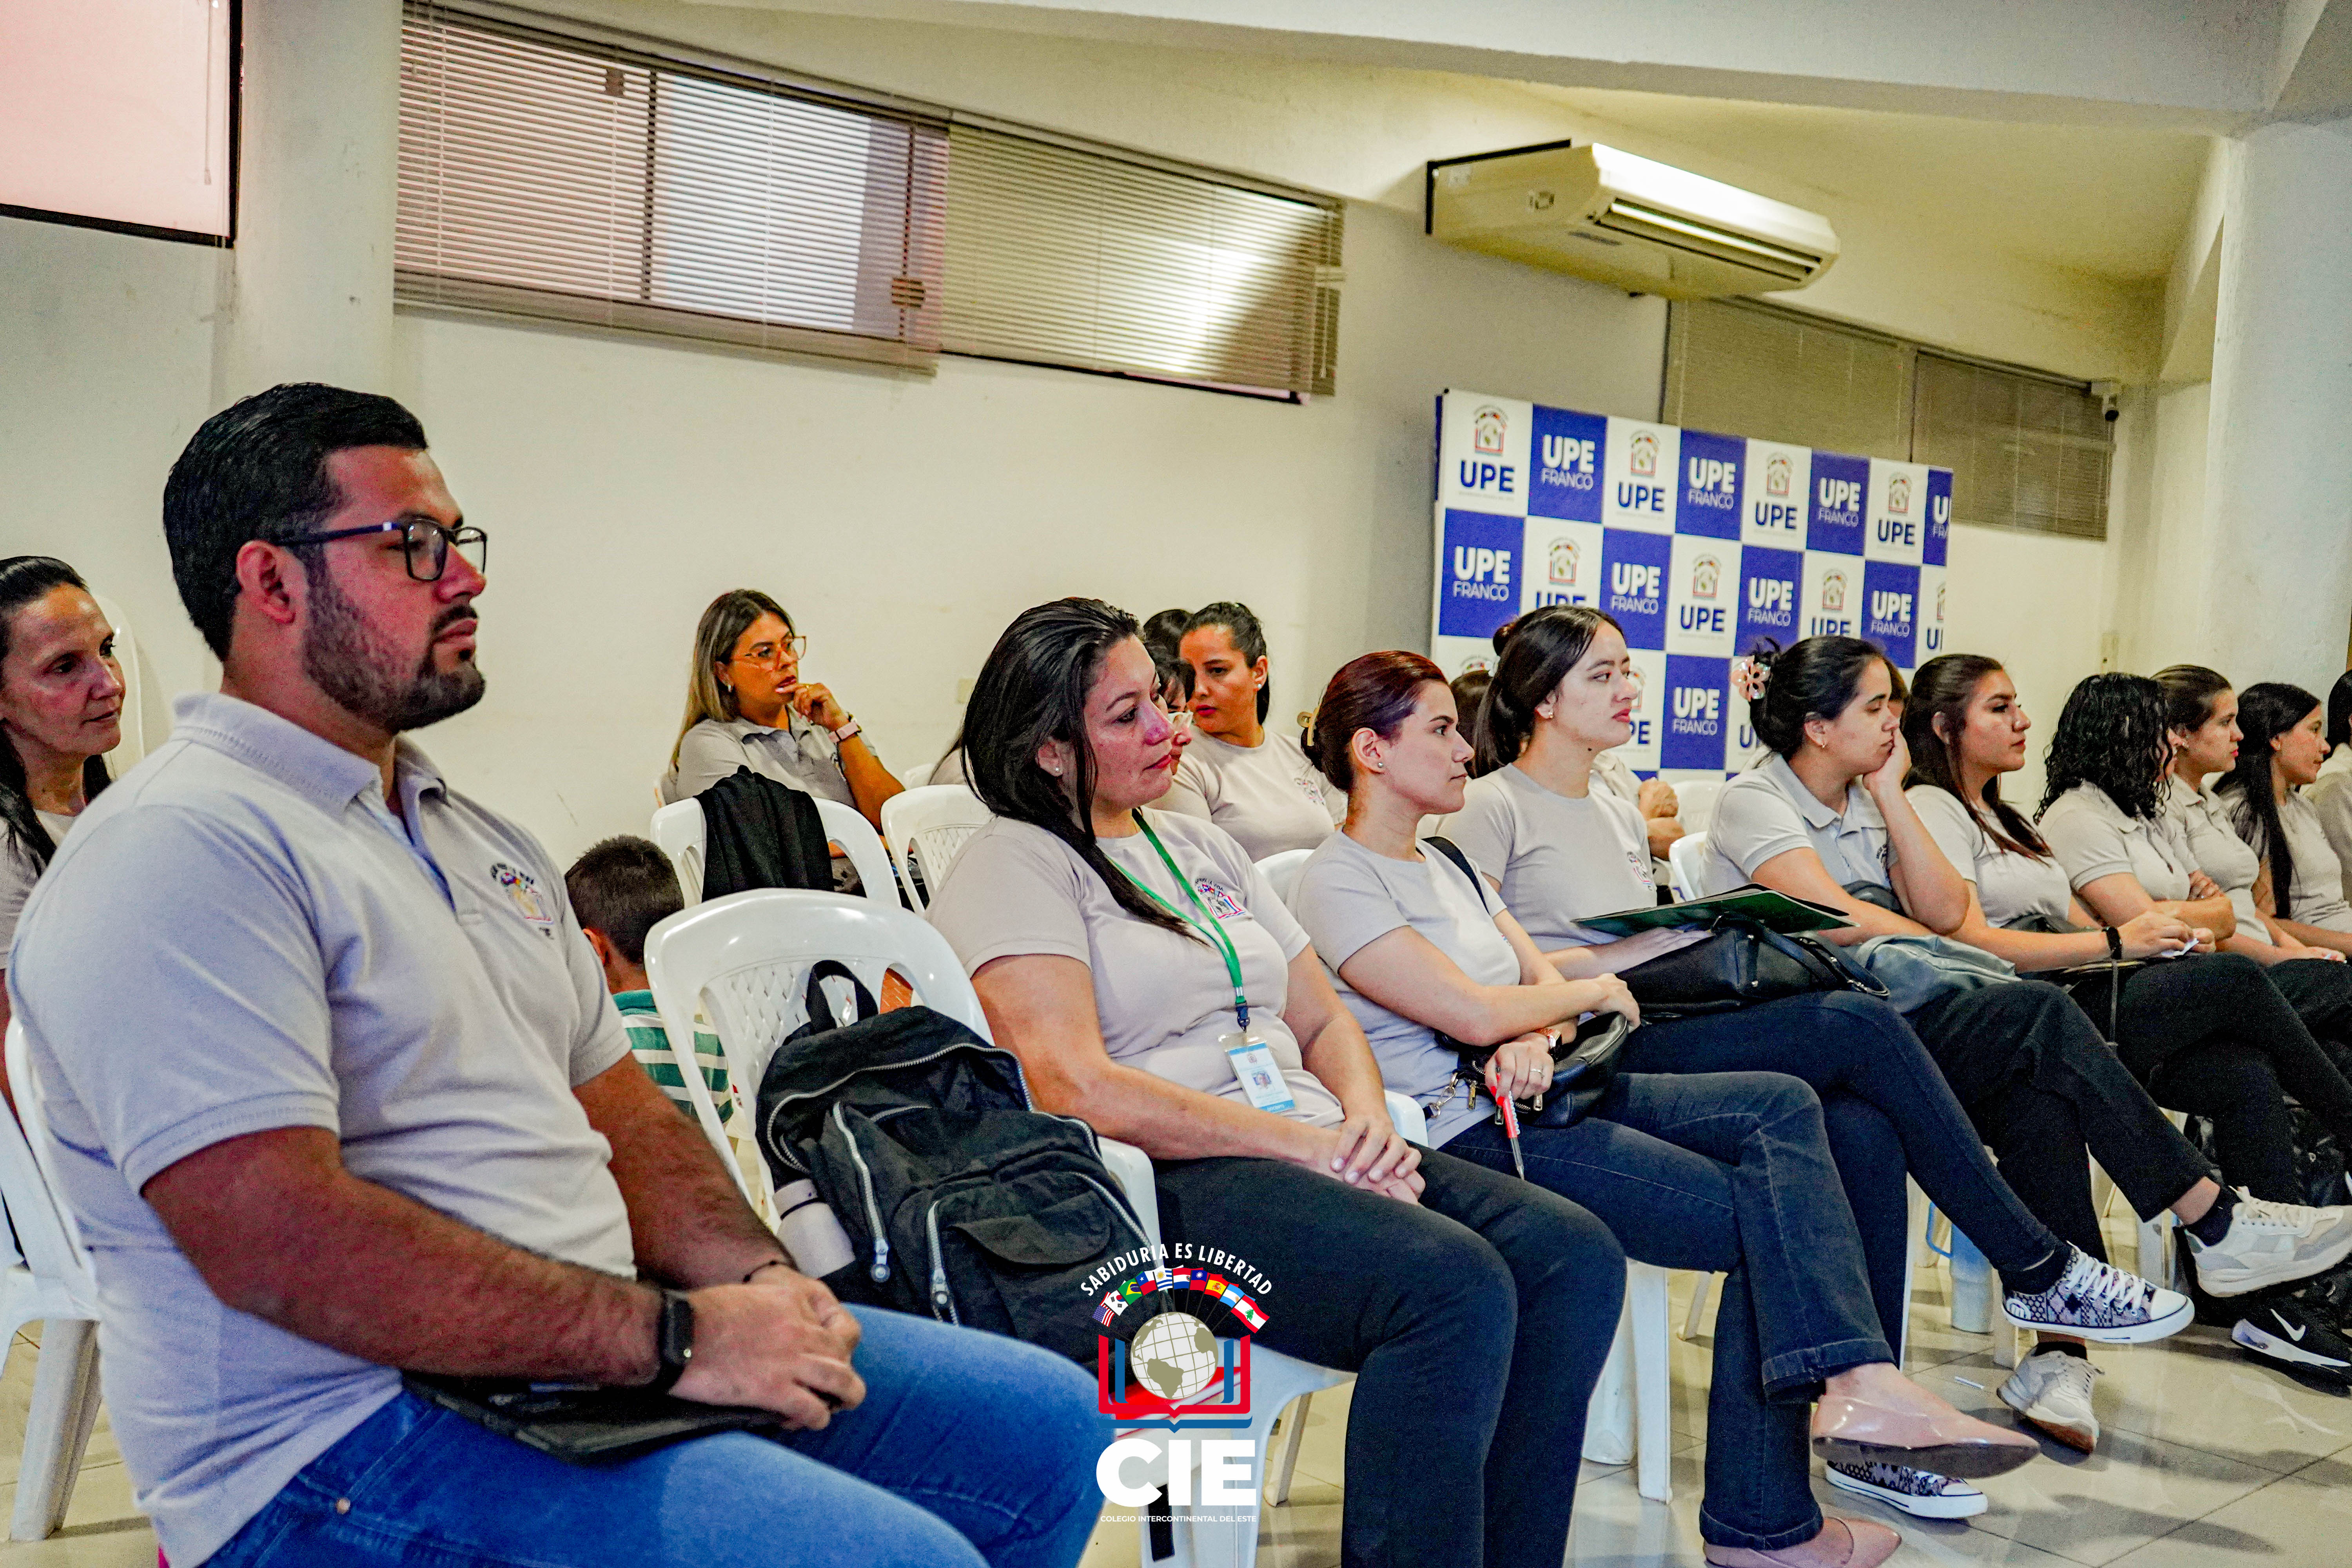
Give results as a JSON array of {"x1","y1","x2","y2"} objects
[{"x1": 1522, "y1": 86, "x2": 2214, "y2": 283}]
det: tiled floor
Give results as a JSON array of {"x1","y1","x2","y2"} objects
[
  {"x1": 2, "y1": 1208, "x2": 2345, "y2": 1566},
  {"x1": 1076, "y1": 1206, "x2": 2352, "y2": 1568}
]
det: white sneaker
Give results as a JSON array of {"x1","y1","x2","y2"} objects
[
  {"x1": 2185, "y1": 1191, "x2": 2352, "y2": 1297},
  {"x1": 2002, "y1": 1247, "x2": 2192, "y2": 1343},
  {"x1": 1823, "y1": 1459, "x2": 1987, "y2": 1519},
  {"x1": 1998, "y1": 1349, "x2": 2101, "y2": 1452}
]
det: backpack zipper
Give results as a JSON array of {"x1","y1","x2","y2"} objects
[
  {"x1": 924, "y1": 1203, "x2": 962, "y2": 1325},
  {"x1": 831, "y1": 1102, "x2": 891, "y2": 1284}
]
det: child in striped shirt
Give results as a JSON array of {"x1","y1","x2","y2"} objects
[{"x1": 564, "y1": 835, "x2": 732, "y2": 1125}]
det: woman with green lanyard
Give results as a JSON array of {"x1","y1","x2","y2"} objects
[{"x1": 927, "y1": 599, "x2": 1624, "y2": 1568}]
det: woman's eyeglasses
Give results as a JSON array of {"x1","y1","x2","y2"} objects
[{"x1": 732, "y1": 636, "x2": 809, "y2": 670}]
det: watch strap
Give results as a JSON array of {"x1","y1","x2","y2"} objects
[
  {"x1": 644, "y1": 1289, "x2": 695, "y2": 1396},
  {"x1": 829, "y1": 718, "x2": 861, "y2": 745}
]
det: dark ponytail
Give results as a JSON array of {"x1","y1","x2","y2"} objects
[
  {"x1": 1474, "y1": 605, "x2": 1621, "y2": 777},
  {"x1": 1184, "y1": 602, "x2": 1271, "y2": 723},
  {"x1": 1306, "y1": 652, "x2": 1446, "y2": 793},
  {"x1": 1, "y1": 557, "x2": 114, "y2": 872},
  {"x1": 1746, "y1": 636, "x2": 1887, "y2": 758},
  {"x1": 2220, "y1": 682, "x2": 2321, "y2": 918},
  {"x1": 962, "y1": 598, "x2": 1196, "y2": 941}
]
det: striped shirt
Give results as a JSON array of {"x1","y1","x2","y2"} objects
[{"x1": 613, "y1": 990, "x2": 732, "y2": 1124}]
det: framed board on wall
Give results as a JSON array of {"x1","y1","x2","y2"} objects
[{"x1": 1432, "y1": 388, "x2": 1953, "y2": 781}]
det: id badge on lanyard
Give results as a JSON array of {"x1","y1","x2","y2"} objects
[
  {"x1": 1221, "y1": 1033, "x2": 1296, "y2": 1114},
  {"x1": 1124, "y1": 812, "x2": 1296, "y2": 1116}
]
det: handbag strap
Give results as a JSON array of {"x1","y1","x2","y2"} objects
[
  {"x1": 801, "y1": 959, "x2": 880, "y2": 1035},
  {"x1": 1720, "y1": 911, "x2": 1890, "y2": 1000},
  {"x1": 1422, "y1": 836, "x2": 1493, "y2": 912}
]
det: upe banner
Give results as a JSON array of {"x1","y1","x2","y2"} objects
[{"x1": 1432, "y1": 389, "x2": 1951, "y2": 781}]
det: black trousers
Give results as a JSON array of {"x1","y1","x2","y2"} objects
[
  {"x1": 2094, "y1": 953, "x2": 2352, "y2": 1201},
  {"x1": 1154, "y1": 1149, "x2": 1622, "y2": 1568},
  {"x1": 1907, "y1": 979, "x2": 2217, "y2": 1264},
  {"x1": 2265, "y1": 956, "x2": 2352, "y2": 1055}
]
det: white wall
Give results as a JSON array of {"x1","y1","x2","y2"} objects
[
  {"x1": 1, "y1": 2, "x2": 2179, "y2": 868},
  {"x1": 396, "y1": 201, "x2": 1664, "y2": 861}
]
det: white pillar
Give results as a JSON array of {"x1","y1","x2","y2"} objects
[
  {"x1": 2201, "y1": 119, "x2": 2352, "y2": 692},
  {"x1": 214, "y1": 0, "x2": 401, "y2": 400}
]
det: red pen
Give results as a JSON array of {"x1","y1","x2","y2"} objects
[{"x1": 1491, "y1": 1067, "x2": 1526, "y2": 1181}]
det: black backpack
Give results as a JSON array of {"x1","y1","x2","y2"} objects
[{"x1": 754, "y1": 962, "x2": 1152, "y2": 1365}]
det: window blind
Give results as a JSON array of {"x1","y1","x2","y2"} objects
[
  {"x1": 1662, "y1": 298, "x2": 1913, "y2": 461},
  {"x1": 1911, "y1": 351, "x2": 2111, "y2": 541},
  {"x1": 1665, "y1": 297, "x2": 2112, "y2": 539},
  {"x1": 941, "y1": 123, "x2": 1342, "y2": 399},
  {"x1": 396, "y1": 5, "x2": 945, "y2": 368}
]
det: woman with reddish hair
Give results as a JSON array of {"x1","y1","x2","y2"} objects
[{"x1": 1288, "y1": 649, "x2": 2040, "y2": 1568}]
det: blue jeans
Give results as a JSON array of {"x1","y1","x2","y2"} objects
[
  {"x1": 1448, "y1": 1070, "x2": 1889, "y2": 1552},
  {"x1": 206, "y1": 1307, "x2": 1109, "y2": 1568}
]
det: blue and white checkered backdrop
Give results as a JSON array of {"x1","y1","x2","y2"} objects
[{"x1": 1432, "y1": 389, "x2": 1954, "y2": 783}]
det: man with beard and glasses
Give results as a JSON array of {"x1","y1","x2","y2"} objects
[{"x1": 4, "y1": 384, "x2": 1106, "y2": 1568}]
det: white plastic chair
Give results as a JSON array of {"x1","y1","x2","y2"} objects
[
  {"x1": 0, "y1": 1022, "x2": 106, "y2": 1541},
  {"x1": 1666, "y1": 832, "x2": 1711, "y2": 902},
  {"x1": 1671, "y1": 779, "x2": 1724, "y2": 837},
  {"x1": 878, "y1": 785, "x2": 992, "y2": 913},
  {"x1": 1250, "y1": 849, "x2": 1313, "y2": 912},
  {"x1": 898, "y1": 759, "x2": 935, "y2": 789},
  {"x1": 642, "y1": 888, "x2": 987, "y2": 1209},
  {"x1": 649, "y1": 796, "x2": 897, "y2": 907}
]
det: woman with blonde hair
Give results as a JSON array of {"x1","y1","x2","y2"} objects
[{"x1": 664, "y1": 589, "x2": 902, "y2": 828}]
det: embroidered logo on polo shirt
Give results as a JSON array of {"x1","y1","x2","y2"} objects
[
  {"x1": 1194, "y1": 880, "x2": 1247, "y2": 920},
  {"x1": 490, "y1": 861, "x2": 559, "y2": 935}
]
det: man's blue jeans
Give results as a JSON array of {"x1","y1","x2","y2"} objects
[{"x1": 206, "y1": 1308, "x2": 1111, "y2": 1568}]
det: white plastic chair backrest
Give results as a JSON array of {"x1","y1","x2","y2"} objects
[
  {"x1": 1673, "y1": 779, "x2": 1724, "y2": 837},
  {"x1": 813, "y1": 799, "x2": 898, "y2": 905},
  {"x1": 652, "y1": 795, "x2": 897, "y2": 906},
  {"x1": 641, "y1": 889, "x2": 992, "y2": 1193},
  {"x1": 1386, "y1": 1090, "x2": 1428, "y2": 1145},
  {"x1": 1253, "y1": 848, "x2": 1313, "y2": 912},
  {"x1": 650, "y1": 798, "x2": 706, "y2": 907},
  {"x1": 898, "y1": 759, "x2": 934, "y2": 789},
  {"x1": 2, "y1": 1021, "x2": 98, "y2": 1302},
  {"x1": 1667, "y1": 832, "x2": 1711, "y2": 902},
  {"x1": 879, "y1": 785, "x2": 992, "y2": 912}
]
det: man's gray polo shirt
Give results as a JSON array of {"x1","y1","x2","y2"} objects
[{"x1": 7, "y1": 693, "x2": 635, "y2": 1566}]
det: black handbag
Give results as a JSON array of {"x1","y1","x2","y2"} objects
[
  {"x1": 1419, "y1": 838, "x2": 1633, "y2": 1130},
  {"x1": 1617, "y1": 910, "x2": 1886, "y2": 1020},
  {"x1": 1451, "y1": 1013, "x2": 1635, "y2": 1129}
]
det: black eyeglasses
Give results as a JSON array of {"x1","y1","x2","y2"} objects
[{"x1": 280, "y1": 519, "x2": 488, "y2": 583}]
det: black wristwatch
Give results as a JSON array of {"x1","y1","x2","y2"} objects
[
  {"x1": 645, "y1": 1289, "x2": 695, "y2": 1396},
  {"x1": 2104, "y1": 925, "x2": 2124, "y2": 962}
]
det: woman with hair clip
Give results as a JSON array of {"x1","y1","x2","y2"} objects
[
  {"x1": 0, "y1": 557, "x2": 126, "y2": 1089},
  {"x1": 1704, "y1": 640, "x2": 2352, "y2": 1379},
  {"x1": 2222, "y1": 682, "x2": 2352, "y2": 940},
  {"x1": 664, "y1": 588, "x2": 903, "y2": 828},
  {"x1": 1447, "y1": 610, "x2": 2181, "y2": 1489},
  {"x1": 926, "y1": 599, "x2": 1622, "y2": 1568},
  {"x1": 1907, "y1": 656, "x2": 2352, "y2": 1386},
  {"x1": 1161, "y1": 601, "x2": 1343, "y2": 857},
  {"x1": 1292, "y1": 649, "x2": 2041, "y2": 1566}
]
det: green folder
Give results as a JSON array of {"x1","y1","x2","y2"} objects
[{"x1": 1573, "y1": 885, "x2": 1855, "y2": 939}]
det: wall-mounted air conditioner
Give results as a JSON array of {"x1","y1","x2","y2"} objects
[{"x1": 1426, "y1": 141, "x2": 1838, "y2": 299}]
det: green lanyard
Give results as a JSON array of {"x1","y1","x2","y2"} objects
[{"x1": 1123, "y1": 810, "x2": 1252, "y2": 1033}]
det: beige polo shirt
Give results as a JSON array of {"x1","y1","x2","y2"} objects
[
  {"x1": 666, "y1": 712, "x2": 861, "y2": 807},
  {"x1": 928, "y1": 810, "x2": 1341, "y2": 1126},
  {"x1": 1159, "y1": 729, "x2": 1345, "y2": 860}
]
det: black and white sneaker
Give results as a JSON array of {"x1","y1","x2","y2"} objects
[
  {"x1": 2003, "y1": 1246, "x2": 2193, "y2": 1343},
  {"x1": 2232, "y1": 1296, "x2": 2352, "y2": 1386},
  {"x1": 1823, "y1": 1459, "x2": 1987, "y2": 1519}
]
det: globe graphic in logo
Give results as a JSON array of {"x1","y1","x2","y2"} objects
[{"x1": 1130, "y1": 1312, "x2": 1222, "y2": 1401}]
